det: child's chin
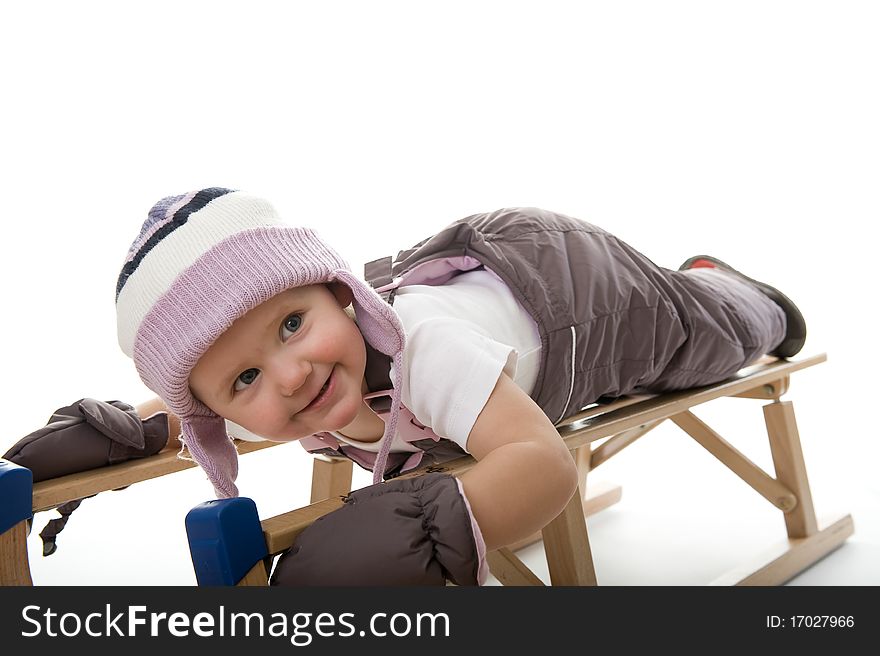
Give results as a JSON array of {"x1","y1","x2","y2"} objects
[{"x1": 326, "y1": 402, "x2": 360, "y2": 433}]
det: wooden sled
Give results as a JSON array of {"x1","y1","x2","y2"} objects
[{"x1": 183, "y1": 352, "x2": 854, "y2": 586}]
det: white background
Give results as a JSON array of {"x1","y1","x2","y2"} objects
[{"x1": 1, "y1": 1, "x2": 877, "y2": 586}]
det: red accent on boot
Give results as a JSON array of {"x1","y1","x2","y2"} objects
[{"x1": 689, "y1": 259, "x2": 717, "y2": 269}]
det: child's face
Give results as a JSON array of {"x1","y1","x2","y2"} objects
[{"x1": 189, "y1": 283, "x2": 368, "y2": 442}]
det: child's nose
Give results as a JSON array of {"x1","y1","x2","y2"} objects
[{"x1": 271, "y1": 360, "x2": 312, "y2": 398}]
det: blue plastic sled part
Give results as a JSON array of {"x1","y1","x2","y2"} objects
[
  {"x1": 0, "y1": 459, "x2": 33, "y2": 535},
  {"x1": 185, "y1": 496, "x2": 268, "y2": 586}
]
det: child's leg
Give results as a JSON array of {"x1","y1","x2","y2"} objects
[{"x1": 640, "y1": 264, "x2": 787, "y2": 393}]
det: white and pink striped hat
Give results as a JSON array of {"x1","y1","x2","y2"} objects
[{"x1": 116, "y1": 188, "x2": 405, "y2": 498}]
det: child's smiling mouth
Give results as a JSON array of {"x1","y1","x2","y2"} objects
[{"x1": 300, "y1": 366, "x2": 336, "y2": 413}]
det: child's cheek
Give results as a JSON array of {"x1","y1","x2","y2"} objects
[{"x1": 236, "y1": 402, "x2": 282, "y2": 440}]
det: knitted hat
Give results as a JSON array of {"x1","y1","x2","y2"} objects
[{"x1": 116, "y1": 188, "x2": 406, "y2": 498}]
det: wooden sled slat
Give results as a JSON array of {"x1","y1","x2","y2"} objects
[{"x1": 31, "y1": 439, "x2": 281, "y2": 513}]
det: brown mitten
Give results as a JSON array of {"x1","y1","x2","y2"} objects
[
  {"x1": 3, "y1": 398, "x2": 169, "y2": 482},
  {"x1": 2, "y1": 398, "x2": 170, "y2": 556},
  {"x1": 269, "y1": 473, "x2": 487, "y2": 586}
]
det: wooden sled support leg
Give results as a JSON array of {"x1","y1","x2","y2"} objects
[
  {"x1": 0, "y1": 521, "x2": 33, "y2": 586},
  {"x1": 541, "y1": 484, "x2": 598, "y2": 586},
  {"x1": 763, "y1": 400, "x2": 817, "y2": 537},
  {"x1": 309, "y1": 455, "x2": 353, "y2": 504},
  {"x1": 711, "y1": 398, "x2": 855, "y2": 585},
  {"x1": 0, "y1": 460, "x2": 33, "y2": 586}
]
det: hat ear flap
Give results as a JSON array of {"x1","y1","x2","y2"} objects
[
  {"x1": 327, "y1": 281, "x2": 355, "y2": 308},
  {"x1": 332, "y1": 270, "x2": 405, "y2": 357},
  {"x1": 180, "y1": 417, "x2": 239, "y2": 498}
]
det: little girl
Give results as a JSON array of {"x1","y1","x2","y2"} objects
[{"x1": 118, "y1": 188, "x2": 804, "y2": 586}]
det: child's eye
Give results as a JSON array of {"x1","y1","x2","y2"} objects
[
  {"x1": 281, "y1": 313, "x2": 303, "y2": 339},
  {"x1": 234, "y1": 368, "x2": 260, "y2": 392}
]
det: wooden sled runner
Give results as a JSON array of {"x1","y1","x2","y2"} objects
[{"x1": 183, "y1": 352, "x2": 854, "y2": 586}]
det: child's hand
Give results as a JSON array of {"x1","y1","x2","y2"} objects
[{"x1": 270, "y1": 473, "x2": 486, "y2": 586}]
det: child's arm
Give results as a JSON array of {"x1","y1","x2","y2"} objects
[
  {"x1": 459, "y1": 372, "x2": 579, "y2": 551},
  {"x1": 272, "y1": 373, "x2": 579, "y2": 586}
]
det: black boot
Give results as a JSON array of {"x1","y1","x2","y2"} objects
[{"x1": 678, "y1": 255, "x2": 807, "y2": 358}]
